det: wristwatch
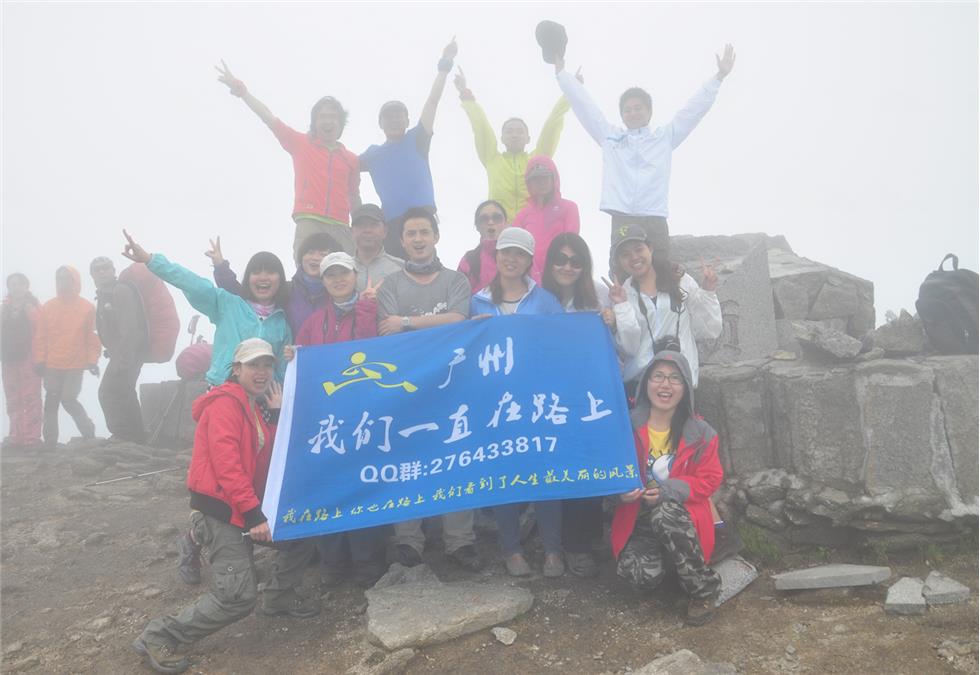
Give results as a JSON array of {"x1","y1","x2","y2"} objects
[{"x1": 401, "y1": 316, "x2": 411, "y2": 330}]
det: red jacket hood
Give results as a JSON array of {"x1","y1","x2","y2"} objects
[
  {"x1": 192, "y1": 381, "x2": 251, "y2": 422},
  {"x1": 524, "y1": 155, "x2": 562, "y2": 206}
]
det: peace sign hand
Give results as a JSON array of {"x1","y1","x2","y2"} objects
[
  {"x1": 361, "y1": 276, "x2": 382, "y2": 302},
  {"x1": 602, "y1": 275, "x2": 627, "y2": 305},
  {"x1": 265, "y1": 381, "x2": 283, "y2": 410},
  {"x1": 215, "y1": 59, "x2": 247, "y2": 97},
  {"x1": 700, "y1": 256, "x2": 720, "y2": 291},
  {"x1": 205, "y1": 236, "x2": 225, "y2": 266},
  {"x1": 121, "y1": 229, "x2": 151, "y2": 264}
]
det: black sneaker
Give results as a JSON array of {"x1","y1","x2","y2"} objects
[
  {"x1": 175, "y1": 531, "x2": 202, "y2": 585},
  {"x1": 447, "y1": 544, "x2": 484, "y2": 572},
  {"x1": 132, "y1": 637, "x2": 189, "y2": 674},
  {"x1": 393, "y1": 544, "x2": 422, "y2": 567},
  {"x1": 261, "y1": 589, "x2": 321, "y2": 618}
]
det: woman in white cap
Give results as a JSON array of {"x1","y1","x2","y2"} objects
[
  {"x1": 134, "y1": 338, "x2": 318, "y2": 674},
  {"x1": 289, "y1": 252, "x2": 388, "y2": 588},
  {"x1": 469, "y1": 227, "x2": 566, "y2": 577}
]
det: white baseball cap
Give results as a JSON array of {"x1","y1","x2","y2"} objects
[
  {"x1": 495, "y1": 227, "x2": 535, "y2": 257},
  {"x1": 319, "y1": 251, "x2": 357, "y2": 276},
  {"x1": 233, "y1": 338, "x2": 276, "y2": 365}
]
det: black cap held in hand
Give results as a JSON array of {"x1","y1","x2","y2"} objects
[{"x1": 535, "y1": 20, "x2": 567, "y2": 64}]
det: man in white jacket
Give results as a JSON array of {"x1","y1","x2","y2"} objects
[{"x1": 552, "y1": 44, "x2": 736, "y2": 277}]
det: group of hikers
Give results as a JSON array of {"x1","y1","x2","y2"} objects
[{"x1": 2, "y1": 28, "x2": 738, "y2": 673}]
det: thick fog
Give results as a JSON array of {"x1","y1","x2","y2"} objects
[{"x1": 2, "y1": 2, "x2": 977, "y2": 438}]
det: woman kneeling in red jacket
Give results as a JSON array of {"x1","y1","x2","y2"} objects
[
  {"x1": 134, "y1": 338, "x2": 318, "y2": 674},
  {"x1": 610, "y1": 349, "x2": 723, "y2": 626}
]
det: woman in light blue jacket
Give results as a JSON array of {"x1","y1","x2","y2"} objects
[
  {"x1": 122, "y1": 230, "x2": 291, "y2": 386},
  {"x1": 468, "y1": 227, "x2": 565, "y2": 578}
]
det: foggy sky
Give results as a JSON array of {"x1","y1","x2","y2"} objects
[{"x1": 2, "y1": 2, "x2": 978, "y2": 437}]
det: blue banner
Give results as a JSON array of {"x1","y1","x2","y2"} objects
[{"x1": 263, "y1": 313, "x2": 641, "y2": 541}]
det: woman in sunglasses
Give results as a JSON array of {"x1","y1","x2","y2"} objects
[
  {"x1": 458, "y1": 200, "x2": 508, "y2": 293},
  {"x1": 540, "y1": 233, "x2": 639, "y2": 578}
]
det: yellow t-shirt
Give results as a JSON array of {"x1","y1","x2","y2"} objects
[{"x1": 647, "y1": 426, "x2": 671, "y2": 461}]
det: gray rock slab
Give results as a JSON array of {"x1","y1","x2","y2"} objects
[
  {"x1": 698, "y1": 363, "x2": 773, "y2": 475},
  {"x1": 371, "y1": 563, "x2": 439, "y2": 590},
  {"x1": 491, "y1": 626, "x2": 517, "y2": 645},
  {"x1": 634, "y1": 649, "x2": 737, "y2": 675},
  {"x1": 365, "y1": 580, "x2": 533, "y2": 650},
  {"x1": 772, "y1": 564, "x2": 891, "y2": 590},
  {"x1": 867, "y1": 310, "x2": 927, "y2": 355},
  {"x1": 745, "y1": 503, "x2": 786, "y2": 531},
  {"x1": 928, "y1": 356, "x2": 980, "y2": 507},
  {"x1": 792, "y1": 320, "x2": 863, "y2": 360},
  {"x1": 885, "y1": 577, "x2": 926, "y2": 615},
  {"x1": 923, "y1": 571, "x2": 970, "y2": 605},
  {"x1": 712, "y1": 555, "x2": 758, "y2": 606}
]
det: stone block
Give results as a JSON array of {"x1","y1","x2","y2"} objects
[
  {"x1": 745, "y1": 504, "x2": 786, "y2": 531},
  {"x1": 791, "y1": 320, "x2": 863, "y2": 360},
  {"x1": 634, "y1": 649, "x2": 737, "y2": 675},
  {"x1": 922, "y1": 571, "x2": 970, "y2": 605},
  {"x1": 365, "y1": 579, "x2": 533, "y2": 649},
  {"x1": 712, "y1": 555, "x2": 758, "y2": 606},
  {"x1": 772, "y1": 564, "x2": 891, "y2": 590},
  {"x1": 885, "y1": 577, "x2": 926, "y2": 615},
  {"x1": 854, "y1": 361, "x2": 949, "y2": 498},
  {"x1": 867, "y1": 310, "x2": 928, "y2": 355},
  {"x1": 140, "y1": 380, "x2": 207, "y2": 449},
  {"x1": 766, "y1": 363, "x2": 866, "y2": 486},
  {"x1": 927, "y1": 356, "x2": 979, "y2": 509},
  {"x1": 698, "y1": 364, "x2": 773, "y2": 476}
]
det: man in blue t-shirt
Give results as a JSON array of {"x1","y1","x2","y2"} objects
[{"x1": 359, "y1": 38, "x2": 457, "y2": 259}]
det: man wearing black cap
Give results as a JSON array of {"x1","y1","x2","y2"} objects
[
  {"x1": 91, "y1": 257, "x2": 148, "y2": 443},
  {"x1": 359, "y1": 38, "x2": 457, "y2": 259},
  {"x1": 350, "y1": 204, "x2": 405, "y2": 292}
]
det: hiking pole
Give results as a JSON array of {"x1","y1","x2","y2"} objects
[{"x1": 86, "y1": 467, "x2": 182, "y2": 487}]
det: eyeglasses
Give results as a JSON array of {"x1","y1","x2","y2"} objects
[
  {"x1": 476, "y1": 212, "x2": 506, "y2": 226},
  {"x1": 649, "y1": 372, "x2": 684, "y2": 385},
  {"x1": 551, "y1": 253, "x2": 584, "y2": 270}
]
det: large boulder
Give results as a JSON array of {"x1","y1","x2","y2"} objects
[
  {"x1": 926, "y1": 355, "x2": 979, "y2": 511},
  {"x1": 140, "y1": 380, "x2": 208, "y2": 448}
]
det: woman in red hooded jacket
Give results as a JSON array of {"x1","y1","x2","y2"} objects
[
  {"x1": 610, "y1": 349, "x2": 723, "y2": 626},
  {"x1": 511, "y1": 155, "x2": 580, "y2": 282}
]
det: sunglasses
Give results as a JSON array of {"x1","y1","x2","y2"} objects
[
  {"x1": 476, "y1": 212, "x2": 506, "y2": 226},
  {"x1": 551, "y1": 253, "x2": 584, "y2": 270}
]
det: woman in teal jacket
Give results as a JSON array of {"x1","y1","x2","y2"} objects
[{"x1": 122, "y1": 230, "x2": 291, "y2": 386}]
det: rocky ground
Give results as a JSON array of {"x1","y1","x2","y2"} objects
[{"x1": 1, "y1": 439, "x2": 977, "y2": 674}]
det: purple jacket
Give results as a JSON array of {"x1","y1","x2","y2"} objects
[{"x1": 213, "y1": 261, "x2": 327, "y2": 337}]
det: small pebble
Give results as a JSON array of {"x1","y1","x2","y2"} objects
[{"x1": 142, "y1": 588, "x2": 163, "y2": 599}]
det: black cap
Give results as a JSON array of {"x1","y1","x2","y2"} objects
[
  {"x1": 612, "y1": 224, "x2": 648, "y2": 252},
  {"x1": 535, "y1": 20, "x2": 567, "y2": 65},
  {"x1": 351, "y1": 203, "x2": 385, "y2": 226}
]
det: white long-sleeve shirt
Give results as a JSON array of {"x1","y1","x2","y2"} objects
[
  {"x1": 616, "y1": 273, "x2": 722, "y2": 387},
  {"x1": 557, "y1": 70, "x2": 721, "y2": 218}
]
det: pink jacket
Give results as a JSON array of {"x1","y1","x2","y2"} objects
[
  {"x1": 294, "y1": 296, "x2": 378, "y2": 346},
  {"x1": 512, "y1": 155, "x2": 580, "y2": 282},
  {"x1": 457, "y1": 239, "x2": 498, "y2": 293}
]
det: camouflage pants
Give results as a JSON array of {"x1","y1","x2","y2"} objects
[{"x1": 616, "y1": 500, "x2": 720, "y2": 600}]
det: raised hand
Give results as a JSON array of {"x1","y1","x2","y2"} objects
[
  {"x1": 699, "y1": 256, "x2": 720, "y2": 291},
  {"x1": 361, "y1": 276, "x2": 382, "y2": 302},
  {"x1": 215, "y1": 59, "x2": 246, "y2": 96},
  {"x1": 205, "y1": 236, "x2": 225, "y2": 266},
  {"x1": 266, "y1": 381, "x2": 283, "y2": 410},
  {"x1": 715, "y1": 43, "x2": 736, "y2": 81},
  {"x1": 121, "y1": 229, "x2": 151, "y2": 264},
  {"x1": 602, "y1": 276, "x2": 627, "y2": 305},
  {"x1": 442, "y1": 36, "x2": 458, "y2": 60},
  {"x1": 282, "y1": 345, "x2": 296, "y2": 362},
  {"x1": 453, "y1": 66, "x2": 467, "y2": 94}
]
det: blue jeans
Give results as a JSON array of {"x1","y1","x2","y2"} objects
[{"x1": 493, "y1": 501, "x2": 562, "y2": 556}]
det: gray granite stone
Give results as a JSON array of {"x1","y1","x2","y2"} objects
[
  {"x1": 712, "y1": 555, "x2": 758, "y2": 606},
  {"x1": 772, "y1": 564, "x2": 891, "y2": 590},
  {"x1": 885, "y1": 576, "x2": 926, "y2": 615},
  {"x1": 923, "y1": 571, "x2": 970, "y2": 605},
  {"x1": 634, "y1": 649, "x2": 737, "y2": 674}
]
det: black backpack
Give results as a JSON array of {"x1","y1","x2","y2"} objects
[{"x1": 915, "y1": 254, "x2": 979, "y2": 355}]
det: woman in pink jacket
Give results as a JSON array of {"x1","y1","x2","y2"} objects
[
  {"x1": 457, "y1": 200, "x2": 507, "y2": 293},
  {"x1": 512, "y1": 155, "x2": 580, "y2": 282}
]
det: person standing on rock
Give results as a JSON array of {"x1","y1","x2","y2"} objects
[
  {"x1": 611, "y1": 350, "x2": 723, "y2": 626},
  {"x1": 215, "y1": 61, "x2": 360, "y2": 258},
  {"x1": 90, "y1": 257, "x2": 148, "y2": 443},
  {"x1": 549, "y1": 38, "x2": 735, "y2": 276},
  {"x1": 134, "y1": 339, "x2": 319, "y2": 674},
  {"x1": 1, "y1": 273, "x2": 43, "y2": 449},
  {"x1": 375, "y1": 208, "x2": 484, "y2": 572},
  {"x1": 32, "y1": 266, "x2": 101, "y2": 449}
]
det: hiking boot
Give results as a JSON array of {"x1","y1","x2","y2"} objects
[
  {"x1": 711, "y1": 525, "x2": 744, "y2": 563},
  {"x1": 685, "y1": 593, "x2": 719, "y2": 626},
  {"x1": 261, "y1": 588, "x2": 321, "y2": 618},
  {"x1": 319, "y1": 564, "x2": 348, "y2": 589},
  {"x1": 448, "y1": 544, "x2": 484, "y2": 571},
  {"x1": 505, "y1": 553, "x2": 532, "y2": 577},
  {"x1": 175, "y1": 531, "x2": 202, "y2": 585},
  {"x1": 565, "y1": 551, "x2": 599, "y2": 578},
  {"x1": 543, "y1": 552, "x2": 565, "y2": 578},
  {"x1": 392, "y1": 544, "x2": 422, "y2": 568},
  {"x1": 132, "y1": 637, "x2": 189, "y2": 674}
]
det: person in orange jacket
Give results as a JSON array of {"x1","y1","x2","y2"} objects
[{"x1": 32, "y1": 266, "x2": 101, "y2": 448}]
